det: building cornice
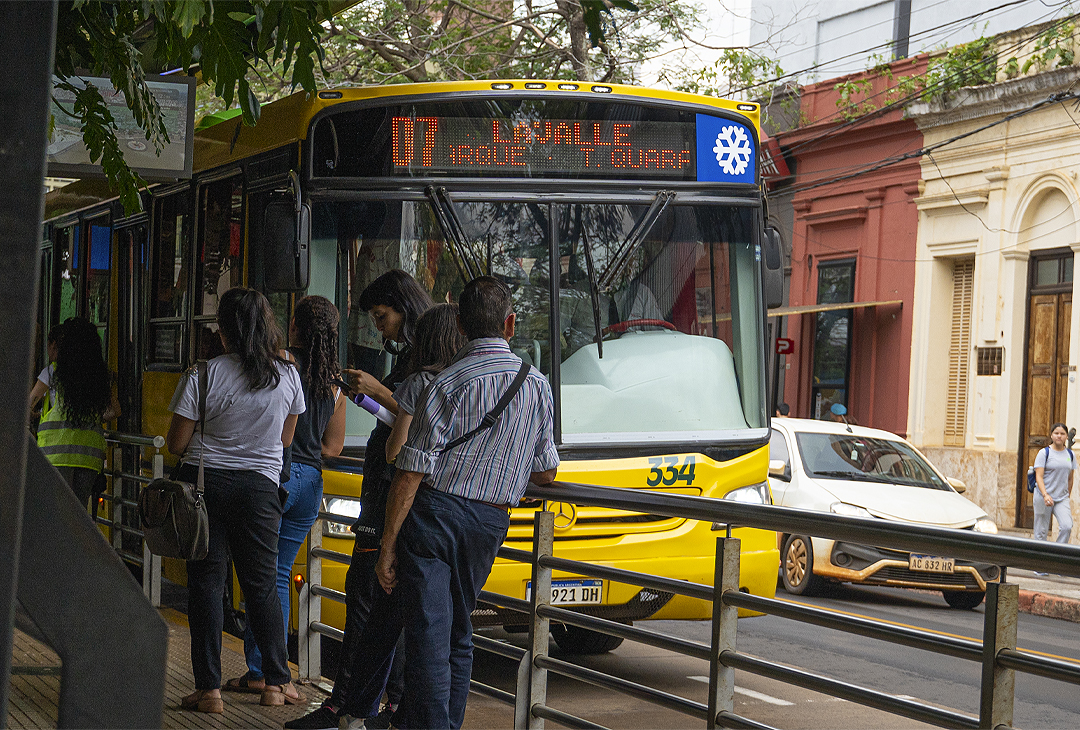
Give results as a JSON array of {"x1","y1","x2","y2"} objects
[
  {"x1": 915, "y1": 190, "x2": 989, "y2": 212},
  {"x1": 907, "y1": 66, "x2": 1080, "y2": 130}
]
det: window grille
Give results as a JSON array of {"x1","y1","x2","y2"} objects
[{"x1": 976, "y1": 347, "x2": 1003, "y2": 376}]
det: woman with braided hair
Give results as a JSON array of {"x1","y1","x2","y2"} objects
[{"x1": 228, "y1": 295, "x2": 348, "y2": 694}]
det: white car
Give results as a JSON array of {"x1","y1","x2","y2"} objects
[{"x1": 768, "y1": 417, "x2": 1000, "y2": 609}]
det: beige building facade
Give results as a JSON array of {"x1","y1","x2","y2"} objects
[{"x1": 908, "y1": 64, "x2": 1080, "y2": 537}]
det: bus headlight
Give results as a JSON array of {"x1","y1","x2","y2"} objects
[
  {"x1": 722, "y1": 483, "x2": 772, "y2": 505},
  {"x1": 973, "y1": 518, "x2": 998, "y2": 534},
  {"x1": 323, "y1": 496, "x2": 362, "y2": 538}
]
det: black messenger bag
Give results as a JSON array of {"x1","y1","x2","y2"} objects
[{"x1": 139, "y1": 361, "x2": 210, "y2": 561}]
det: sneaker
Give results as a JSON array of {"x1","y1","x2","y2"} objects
[
  {"x1": 284, "y1": 705, "x2": 340, "y2": 730},
  {"x1": 366, "y1": 705, "x2": 396, "y2": 730},
  {"x1": 1034, "y1": 571, "x2": 1051, "y2": 577},
  {"x1": 339, "y1": 714, "x2": 366, "y2": 730}
]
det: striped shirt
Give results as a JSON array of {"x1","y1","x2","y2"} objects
[{"x1": 396, "y1": 338, "x2": 559, "y2": 505}]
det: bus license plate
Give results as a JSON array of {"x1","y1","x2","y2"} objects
[
  {"x1": 526, "y1": 579, "x2": 603, "y2": 605},
  {"x1": 909, "y1": 555, "x2": 955, "y2": 573}
]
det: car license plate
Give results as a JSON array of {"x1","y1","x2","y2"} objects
[
  {"x1": 525, "y1": 579, "x2": 603, "y2": 605},
  {"x1": 909, "y1": 554, "x2": 955, "y2": 573}
]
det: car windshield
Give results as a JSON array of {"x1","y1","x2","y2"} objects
[{"x1": 794, "y1": 433, "x2": 950, "y2": 490}]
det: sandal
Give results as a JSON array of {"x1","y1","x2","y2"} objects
[
  {"x1": 181, "y1": 689, "x2": 224, "y2": 714},
  {"x1": 224, "y1": 674, "x2": 266, "y2": 693},
  {"x1": 261, "y1": 682, "x2": 306, "y2": 707}
]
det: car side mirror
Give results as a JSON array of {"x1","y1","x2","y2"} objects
[
  {"x1": 769, "y1": 459, "x2": 790, "y2": 481},
  {"x1": 263, "y1": 198, "x2": 310, "y2": 291},
  {"x1": 947, "y1": 477, "x2": 966, "y2": 494}
]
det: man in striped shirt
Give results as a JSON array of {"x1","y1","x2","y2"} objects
[{"x1": 376, "y1": 276, "x2": 559, "y2": 730}]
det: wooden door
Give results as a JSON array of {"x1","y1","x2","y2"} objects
[{"x1": 1019, "y1": 291, "x2": 1072, "y2": 527}]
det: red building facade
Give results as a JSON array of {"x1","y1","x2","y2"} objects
[{"x1": 775, "y1": 58, "x2": 926, "y2": 435}]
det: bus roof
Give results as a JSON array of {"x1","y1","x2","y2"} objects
[{"x1": 45, "y1": 80, "x2": 758, "y2": 221}]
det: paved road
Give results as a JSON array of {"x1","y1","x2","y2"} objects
[{"x1": 466, "y1": 582, "x2": 1080, "y2": 729}]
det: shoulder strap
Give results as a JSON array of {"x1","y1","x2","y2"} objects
[
  {"x1": 439, "y1": 360, "x2": 531, "y2": 455},
  {"x1": 197, "y1": 360, "x2": 208, "y2": 495}
]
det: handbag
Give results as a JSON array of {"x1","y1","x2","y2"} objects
[{"x1": 139, "y1": 361, "x2": 210, "y2": 561}]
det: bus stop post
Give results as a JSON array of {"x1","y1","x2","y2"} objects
[
  {"x1": 298, "y1": 519, "x2": 322, "y2": 681},
  {"x1": 979, "y1": 581, "x2": 1018, "y2": 728},
  {"x1": 708, "y1": 536, "x2": 740, "y2": 729},
  {"x1": 527, "y1": 510, "x2": 554, "y2": 730},
  {"x1": 144, "y1": 450, "x2": 164, "y2": 607},
  {"x1": 0, "y1": 2, "x2": 58, "y2": 724}
]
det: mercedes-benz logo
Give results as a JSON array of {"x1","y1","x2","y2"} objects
[{"x1": 551, "y1": 501, "x2": 577, "y2": 530}]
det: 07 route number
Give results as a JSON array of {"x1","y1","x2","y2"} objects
[{"x1": 647, "y1": 455, "x2": 696, "y2": 486}]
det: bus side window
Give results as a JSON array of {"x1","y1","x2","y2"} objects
[
  {"x1": 148, "y1": 191, "x2": 193, "y2": 368},
  {"x1": 194, "y1": 176, "x2": 244, "y2": 361}
]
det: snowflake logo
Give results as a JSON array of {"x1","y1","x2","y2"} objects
[{"x1": 712, "y1": 125, "x2": 752, "y2": 176}]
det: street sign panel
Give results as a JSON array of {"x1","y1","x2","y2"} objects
[{"x1": 775, "y1": 337, "x2": 794, "y2": 355}]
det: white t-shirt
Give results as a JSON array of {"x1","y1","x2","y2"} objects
[
  {"x1": 37, "y1": 364, "x2": 55, "y2": 403},
  {"x1": 169, "y1": 354, "x2": 305, "y2": 484}
]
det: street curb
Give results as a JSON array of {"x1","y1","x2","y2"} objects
[{"x1": 1018, "y1": 589, "x2": 1080, "y2": 623}]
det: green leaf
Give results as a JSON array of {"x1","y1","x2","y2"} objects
[{"x1": 171, "y1": 0, "x2": 208, "y2": 38}]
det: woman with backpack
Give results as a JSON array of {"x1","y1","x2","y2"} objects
[
  {"x1": 166, "y1": 287, "x2": 306, "y2": 713},
  {"x1": 1033, "y1": 422, "x2": 1076, "y2": 547}
]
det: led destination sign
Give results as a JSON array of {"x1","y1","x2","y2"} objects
[{"x1": 390, "y1": 116, "x2": 697, "y2": 178}]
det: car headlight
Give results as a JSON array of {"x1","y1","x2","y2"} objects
[
  {"x1": 323, "y1": 496, "x2": 362, "y2": 538},
  {"x1": 830, "y1": 502, "x2": 874, "y2": 519},
  {"x1": 973, "y1": 518, "x2": 998, "y2": 534},
  {"x1": 722, "y1": 483, "x2": 772, "y2": 505}
]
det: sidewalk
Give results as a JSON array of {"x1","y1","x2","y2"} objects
[{"x1": 999, "y1": 527, "x2": 1080, "y2": 623}]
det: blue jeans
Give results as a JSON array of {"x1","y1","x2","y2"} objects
[
  {"x1": 398, "y1": 488, "x2": 510, "y2": 730},
  {"x1": 244, "y1": 461, "x2": 324, "y2": 677}
]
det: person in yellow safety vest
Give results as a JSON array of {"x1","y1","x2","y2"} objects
[{"x1": 33, "y1": 317, "x2": 119, "y2": 509}]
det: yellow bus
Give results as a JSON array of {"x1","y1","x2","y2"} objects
[{"x1": 42, "y1": 80, "x2": 780, "y2": 655}]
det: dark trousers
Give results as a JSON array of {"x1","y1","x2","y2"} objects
[
  {"x1": 339, "y1": 549, "x2": 404, "y2": 720},
  {"x1": 398, "y1": 488, "x2": 510, "y2": 730},
  {"x1": 180, "y1": 465, "x2": 291, "y2": 689},
  {"x1": 326, "y1": 546, "x2": 382, "y2": 713}
]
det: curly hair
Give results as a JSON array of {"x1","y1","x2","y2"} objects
[
  {"x1": 218, "y1": 287, "x2": 289, "y2": 390},
  {"x1": 53, "y1": 317, "x2": 111, "y2": 428},
  {"x1": 293, "y1": 295, "x2": 341, "y2": 401},
  {"x1": 358, "y1": 269, "x2": 433, "y2": 351},
  {"x1": 407, "y1": 303, "x2": 466, "y2": 376}
]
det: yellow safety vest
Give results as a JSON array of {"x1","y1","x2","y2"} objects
[{"x1": 36, "y1": 389, "x2": 106, "y2": 472}]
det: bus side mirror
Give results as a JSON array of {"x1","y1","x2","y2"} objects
[
  {"x1": 263, "y1": 199, "x2": 310, "y2": 291},
  {"x1": 762, "y1": 227, "x2": 784, "y2": 310}
]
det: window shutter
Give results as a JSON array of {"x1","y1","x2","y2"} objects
[{"x1": 944, "y1": 258, "x2": 974, "y2": 446}]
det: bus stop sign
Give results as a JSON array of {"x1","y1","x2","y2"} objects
[{"x1": 775, "y1": 337, "x2": 794, "y2": 355}]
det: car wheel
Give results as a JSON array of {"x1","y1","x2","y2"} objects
[
  {"x1": 782, "y1": 534, "x2": 823, "y2": 596},
  {"x1": 942, "y1": 590, "x2": 985, "y2": 610},
  {"x1": 551, "y1": 622, "x2": 626, "y2": 654}
]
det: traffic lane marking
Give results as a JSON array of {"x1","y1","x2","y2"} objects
[
  {"x1": 687, "y1": 676, "x2": 794, "y2": 705},
  {"x1": 778, "y1": 596, "x2": 1080, "y2": 667}
]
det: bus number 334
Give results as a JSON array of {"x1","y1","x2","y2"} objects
[{"x1": 647, "y1": 455, "x2": 696, "y2": 486}]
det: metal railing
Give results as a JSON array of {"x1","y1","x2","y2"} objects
[
  {"x1": 297, "y1": 480, "x2": 1080, "y2": 729},
  {"x1": 95, "y1": 430, "x2": 165, "y2": 606}
]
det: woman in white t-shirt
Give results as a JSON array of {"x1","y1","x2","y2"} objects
[
  {"x1": 166, "y1": 288, "x2": 307, "y2": 714},
  {"x1": 1033, "y1": 422, "x2": 1077, "y2": 549}
]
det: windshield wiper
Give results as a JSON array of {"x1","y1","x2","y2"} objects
[
  {"x1": 425, "y1": 186, "x2": 484, "y2": 280},
  {"x1": 812, "y1": 470, "x2": 892, "y2": 483},
  {"x1": 597, "y1": 190, "x2": 675, "y2": 290},
  {"x1": 580, "y1": 226, "x2": 603, "y2": 359}
]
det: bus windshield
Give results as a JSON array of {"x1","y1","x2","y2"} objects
[{"x1": 316, "y1": 197, "x2": 765, "y2": 447}]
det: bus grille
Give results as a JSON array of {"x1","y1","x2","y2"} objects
[{"x1": 865, "y1": 566, "x2": 981, "y2": 589}]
